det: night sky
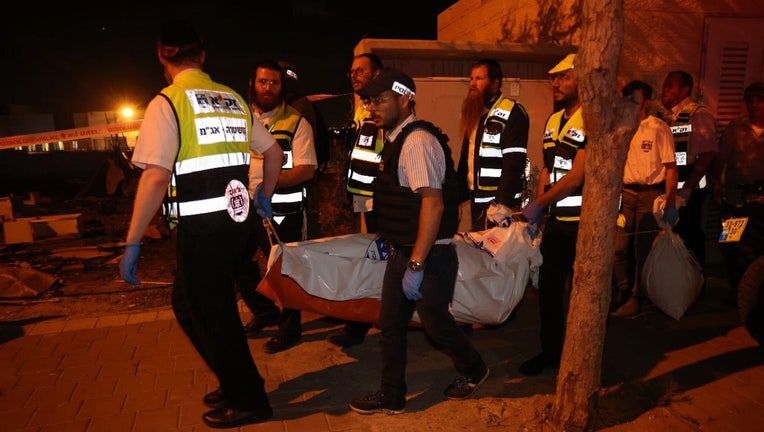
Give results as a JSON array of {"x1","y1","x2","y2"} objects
[{"x1": 1, "y1": 1, "x2": 458, "y2": 129}]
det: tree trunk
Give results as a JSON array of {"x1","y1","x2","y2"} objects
[{"x1": 549, "y1": 0, "x2": 641, "y2": 430}]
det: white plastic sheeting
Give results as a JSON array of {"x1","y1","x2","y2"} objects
[{"x1": 270, "y1": 221, "x2": 542, "y2": 325}]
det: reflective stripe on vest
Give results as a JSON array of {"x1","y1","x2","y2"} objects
[
  {"x1": 475, "y1": 96, "x2": 516, "y2": 192},
  {"x1": 349, "y1": 147, "x2": 382, "y2": 163},
  {"x1": 267, "y1": 103, "x2": 306, "y2": 215},
  {"x1": 347, "y1": 109, "x2": 384, "y2": 196},
  {"x1": 175, "y1": 152, "x2": 250, "y2": 175},
  {"x1": 348, "y1": 170, "x2": 376, "y2": 185}
]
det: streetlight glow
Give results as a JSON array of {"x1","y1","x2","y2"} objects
[{"x1": 121, "y1": 107, "x2": 134, "y2": 119}]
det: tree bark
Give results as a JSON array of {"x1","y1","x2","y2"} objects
[{"x1": 549, "y1": 0, "x2": 641, "y2": 430}]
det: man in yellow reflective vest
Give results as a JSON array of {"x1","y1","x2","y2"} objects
[
  {"x1": 517, "y1": 53, "x2": 587, "y2": 377},
  {"x1": 119, "y1": 20, "x2": 282, "y2": 428}
]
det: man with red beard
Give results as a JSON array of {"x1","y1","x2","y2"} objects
[
  {"x1": 238, "y1": 60, "x2": 317, "y2": 353},
  {"x1": 456, "y1": 58, "x2": 530, "y2": 231}
]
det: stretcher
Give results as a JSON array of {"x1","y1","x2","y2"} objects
[{"x1": 255, "y1": 221, "x2": 542, "y2": 325}]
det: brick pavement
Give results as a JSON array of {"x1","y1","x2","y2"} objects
[{"x1": 1, "y1": 275, "x2": 763, "y2": 432}]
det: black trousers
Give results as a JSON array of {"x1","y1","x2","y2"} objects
[
  {"x1": 237, "y1": 211, "x2": 304, "y2": 338},
  {"x1": 172, "y1": 223, "x2": 270, "y2": 411},
  {"x1": 470, "y1": 199, "x2": 490, "y2": 232},
  {"x1": 674, "y1": 187, "x2": 708, "y2": 269},
  {"x1": 378, "y1": 244, "x2": 485, "y2": 402},
  {"x1": 536, "y1": 216, "x2": 579, "y2": 360}
]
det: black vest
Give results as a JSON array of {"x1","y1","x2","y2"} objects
[{"x1": 374, "y1": 120, "x2": 459, "y2": 245}]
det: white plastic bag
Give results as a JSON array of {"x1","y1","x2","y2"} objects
[{"x1": 641, "y1": 229, "x2": 704, "y2": 320}]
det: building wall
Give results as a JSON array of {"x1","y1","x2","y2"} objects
[
  {"x1": 439, "y1": 0, "x2": 764, "y2": 103},
  {"x1": 438, "y1": 0, "x2": 764, "y2": 265}
]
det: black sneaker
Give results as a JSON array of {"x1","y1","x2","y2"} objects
[
  {"x1": 443, "y1": 367, "x2": 490, "y2": 400},
  {"x1": 349, "y1": 391, "x2": 405, "y2": 415},
  {"x1": 327, "y1": 330, "x2": 365, "y2": 347}
]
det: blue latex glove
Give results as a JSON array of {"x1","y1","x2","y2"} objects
[
  {"x1": 402, "y1": 269, "x2": 424, "y2": 301},
  {"x1": 255, "y1": 185, "x2": 273, "y2": 219},
  {"x1": 521, "y1": 200, "x2": 543, "y2": 239},
  {"x1": 119, "y1": 243, "x2": 142, "y2": 285},
  {"x1": 663, "y1": 206, "x2": 679, "y2": 227}
]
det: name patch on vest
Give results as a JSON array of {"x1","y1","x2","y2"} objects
[
  {"x1": 196, "y1": 117, "x2": 248, "y2": 145},
  {"x1": 226, "y1": 179, "x2": 249, "y2": 222},
  {"x1": 671, "y1": 125, "x2": 692, "y2": 134}
]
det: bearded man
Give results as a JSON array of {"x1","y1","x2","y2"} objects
[
  {"x1": 236, "y1": 60, "x2": 317, "y2": 354},
  {"x1": 456, "y1": 58, "x2": 530, "y2": 231}
]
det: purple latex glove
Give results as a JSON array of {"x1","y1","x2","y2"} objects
[
  {"x1": 402, "y1": 269, "x2": 424, "y2": 301},
  {"x1": 521, "y1": 200, "x2": 543, "y2": 239}
]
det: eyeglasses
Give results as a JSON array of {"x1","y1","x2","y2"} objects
[
  {"x1": 362, "y1": 95, "x2": 394, "y2": 109},
  {"x1": 549, "y1": 72, "x2": 574, "y2": 83},
  {"x1": 347, "y1": 68, "x2": 368, "y2": 78},
  {"x1": 256, "y1": 79, "x2": 280, "y2": 86}
]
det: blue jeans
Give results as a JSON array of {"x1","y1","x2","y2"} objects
[{"x1": 378, "y1": 244, "x2": 486, "y2": 402}]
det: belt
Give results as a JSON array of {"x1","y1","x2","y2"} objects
[{"x1": 623, "y1": 183, "x2": 664, "y2": 192}]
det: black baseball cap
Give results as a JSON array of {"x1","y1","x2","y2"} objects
[
  {"x1": 158, "y1": 19, "x2": 201, "y2": 47},
  {"x1": 358, "y1": 67, "x2": 416, "y2": 99}
]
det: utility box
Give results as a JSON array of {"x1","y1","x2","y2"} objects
[{"x1": 3, "y1": 213, "x2": 82, "y2": 244}]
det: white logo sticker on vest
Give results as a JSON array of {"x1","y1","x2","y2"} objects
[
  {"x1": 490, "y1": 107, "x2": 510, "y2": 120},
  {"x1": 188, "y1": 89, "x2": 246, "y2": 114},
  {"x1": 670, "y1": 125, "x2": 692, "y2": 134},
  {"x1": 359, "y1": 134, "x2": 375, "y2": 148},
  {"x1": 553, "y1": 155, "x2": 573, "y2": 171},
  {"x1": 675, "y1": 151, "x2": 688, "y2": 166},
  {"x1": 482, "y1": 132, "x2": 501, "y2": 144},
  {"x1": 544, "y1": 129, "x2": 554, "y2": 140},
  {"x1": 567, "y1": 128, "x2": 584, "y2": 142},
  {"x1": 226, "y1": 179, "x2": 249, "y2": 222}
]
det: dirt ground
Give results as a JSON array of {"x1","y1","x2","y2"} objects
[{"x1": 0, "y1": 164, "x2": 357, "y2": 324}]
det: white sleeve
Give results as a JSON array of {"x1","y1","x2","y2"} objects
[
  {"x1": 131, "y1": 96, "x2": 178, "y2": 171},
  {"x1": 291, "y1": 117, "x2": 317, "y2": 167}
]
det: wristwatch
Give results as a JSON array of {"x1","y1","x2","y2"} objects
[{"x1": 407, "y1": 260, "x2": 425, "y2": 272}]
